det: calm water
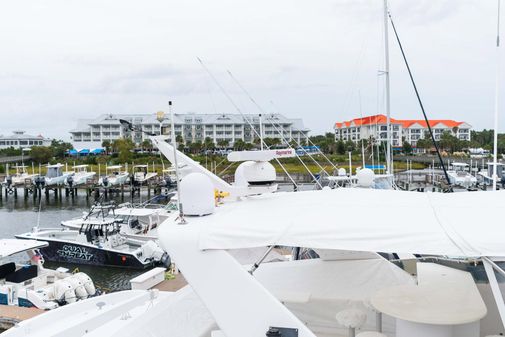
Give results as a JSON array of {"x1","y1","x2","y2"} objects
[{"x1": 0, "y1": 191, "x2": 150, "y2": 292}]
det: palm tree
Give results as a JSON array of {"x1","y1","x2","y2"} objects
[
  {"x1": 217, "y1": 139, "x2": 229, "y2": 149},
  {"x1": 141, "y1": 139, "x2": 152, "y2": 152},
  {"x1": 101, "y1": 140, "x2": 111, "y2": 154},
  {"x1": 233, "y1": 139, "x2": 246, "y2": 151},
  {"x1": 204, "y1": 137, "x2": 215, "y2": 151}
]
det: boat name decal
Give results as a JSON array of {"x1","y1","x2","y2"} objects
[
  {"x1": 275, "y1": 149, "x2": 293, "y2": 156},
  {"x1": 57, "y1": 245, "x2": 93, "y2": 261}
]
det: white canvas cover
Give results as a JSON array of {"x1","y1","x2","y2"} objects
[{"x1": 199, "y1": 188, "x2": 505, "y2": 257}]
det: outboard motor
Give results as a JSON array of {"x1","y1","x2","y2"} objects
[
  {"x1": 164, "y1": 176, "x2": 172, "y2": 187},
  {"x1": 66, "y1": 275, "x2": 88, "y2": 300},
  {"x1": 35, "y1": 176, "x2": 45, "y2": 189},
  {"x1": 160, "y1": 252, "x2": 171, "y2": 268},
  {"x1": 66, "y1": 175, "x2": 74, "y2": 187},
  {"x1": 102, "y1": 176, "x2": 109, "y2": 187},
  {"x1": 5, "y1": 175, "x2": 12, "y2": 188},
  {"x1": 74, "y1": 272, "x2": 96, "y2": 296},
  {"x1": 54, "y1": 279, "x2": 76, "y2": 304}
]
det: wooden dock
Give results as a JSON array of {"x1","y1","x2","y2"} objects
[
  {"x1": 152, "y1": 273, "x2": 188, "y2": 292},
  {"x1": 0, "y1": 305, "x2": 44, "y2": 330}
]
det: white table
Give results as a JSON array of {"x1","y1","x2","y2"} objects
[{"x1": 371, "y1": 263, "x2": 487, "y2": 337}]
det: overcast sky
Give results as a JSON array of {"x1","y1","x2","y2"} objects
[{"x1": 0, "y1": 0, "x2": 502, "y2": 140}]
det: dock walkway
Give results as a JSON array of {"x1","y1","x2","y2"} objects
[{"x1": 0, "y1": 305, "x2": 44, "y2": 330}]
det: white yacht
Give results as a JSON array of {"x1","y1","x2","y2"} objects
[
  {"x1": 44, "y1": 163, "x2": 73, "y2": 187},
  {"x1": 6, "y1": 167, "x2": 505, "y2": 336},
  {"x1": 0, "y1": 239, "x2": 96, "y2": 310},
  {"x1": 446, "y1": 162, "x2": 477, "y2": 188},
  {"x1": 64, "y1": 164, "x2": 96, "y2": 187},
  {"x1": 99, "y1": 165, "x2": 129, "y2": 187}
]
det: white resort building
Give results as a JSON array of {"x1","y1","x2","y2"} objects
[
  {"x1": 0, "y1": 131, "x2": 51, "y2": 149},
  {"x1": 334, "y1": 114, "x2": 471, "y2": 148},
  {"x1": 69, "y1": 113, "x2": 309, "y2": 149}
]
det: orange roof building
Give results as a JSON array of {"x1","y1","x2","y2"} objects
[{"x1": 334, "y1": 114, "x2": 471, "y2": 147}]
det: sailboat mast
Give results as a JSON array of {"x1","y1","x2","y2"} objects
[
  {"x1": 493, "y1": 0, "x2": 501, "y2": 191},
  {"x1": 384, "y1": 0, "x2": 392, "y2": 175}
]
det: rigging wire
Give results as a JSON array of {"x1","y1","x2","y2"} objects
[
  {"x1": 387, "y1": 11, "x2": 451, "y2": 187},
  {"x1": 196, "y1": 57, "x2": 300, "y2": 188},
  {"x1": 270, "y1": 100, "x2": 339, "y2": 172},
  {"x1": 226, "y1": 70, "x2": 325, "y2": 187}
]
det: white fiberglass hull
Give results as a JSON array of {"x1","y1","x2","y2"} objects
[
  {"x1": 45, "y1": 173, "x2": 73, "y2": 187},
  {"x1": 99, "y1": 173, "x2": 129, "y2": 187},
  {"x1": 65, "y1": 172, "x2": 96, "y2": 187}
]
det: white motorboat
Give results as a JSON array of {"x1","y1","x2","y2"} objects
[
  {"x1": 446, "y1": 162, "x2": 478, "y2": 188},
  {"x1": 132, "y1": 164, "x2": 157, "y2": 185},
  {"x1": 44, "y1": 163, "x2": 73, "y2": 187},
  {"x1": 4, "y1": 165, "x2": 39, "y2": 187},
  {"x1": 16, "y1": 222, "x2": 170, "y2": 270},
  {"x1": 0, "y1": 239, "x2": 96, "y2": 310},
  {"x1": 64, "y1": 164, "x2": 96, "y2": 187},
  {"x1": 99, "y1": 165, "x2": 129, "y2": 187}
]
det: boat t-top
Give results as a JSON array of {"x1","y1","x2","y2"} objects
[
  {"x1": 0, "y1": 239, "x2": 97, "y2": 310},
  {"x1": 44, "y1": 163, "x2": 73, "y2": 187},
  {"x1": 132, "y1": 164, "x2": 157, "y2": 185},
  {"x1": 60, "y1": 203, "x2": 175, "y2": 241},
  {"x1": 99, "y1": 165, "x2": 129, "y2": 187},
  {"x1": 64, "y1": 165, "x2": 96, "y2": 187}
]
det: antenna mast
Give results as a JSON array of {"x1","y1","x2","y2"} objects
[
  {"x1": 493, "y1": 0, "x2": 501, "y2": 191},
  {"x1": 169, "y1": 101, "x2": 185, "y2": 223},
  {"x1": 384, "y1": 0, "x2": 392, "y2": 175}
]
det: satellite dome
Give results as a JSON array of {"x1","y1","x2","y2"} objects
[
  {"x1": 338, "y1": 168, "x2": 347, "y2": 176},
  {"x1": 234, "y1": 161, "x2": 276, "y2": 186},
  {"x1": 179, "y1": 173, "x2": 215, "y2": 216},
  {"x1": 356, "y1": 168, "x2": 375, "y2": 188}
]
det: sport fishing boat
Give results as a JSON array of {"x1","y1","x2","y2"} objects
[
  {"x1": 64, "y1": 164, "x2": 96, "y2": 187},
  {"x1": 44, "y1": 163, "x2": 73, "y2": 187},
  {"x1": 0, "y1": 239, "x2": 96, "y2": 310},
  {"x1": 4, "y1": 165, "x2": 39, "y2": 187},
  {"x1": 99, "y1": 165, "x2": 129, "y2": 187},
  {"x1": 132, "y1": 165, "x2": 157, "y2": 185},
  {"x1": 15, "y1": 223, "x2": 170, "y2": 270}
]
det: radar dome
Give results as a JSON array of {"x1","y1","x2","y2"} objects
[
  {"x1": 338, "y1": 168, "x2": 347, "y2": 176},
  {"x1": 356, "y1": 168, "x2": 375, "y2": 188},
  {"x1": 179, "y1": 173, "x2": 215, "y2": 216},
  {"x1": 234, "y1": 161, "x2": 276, "y2": 186}
]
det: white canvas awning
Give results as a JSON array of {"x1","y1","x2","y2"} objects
[{"x1": 198, "y1": 189, "x2": 505, "y2": 257}]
